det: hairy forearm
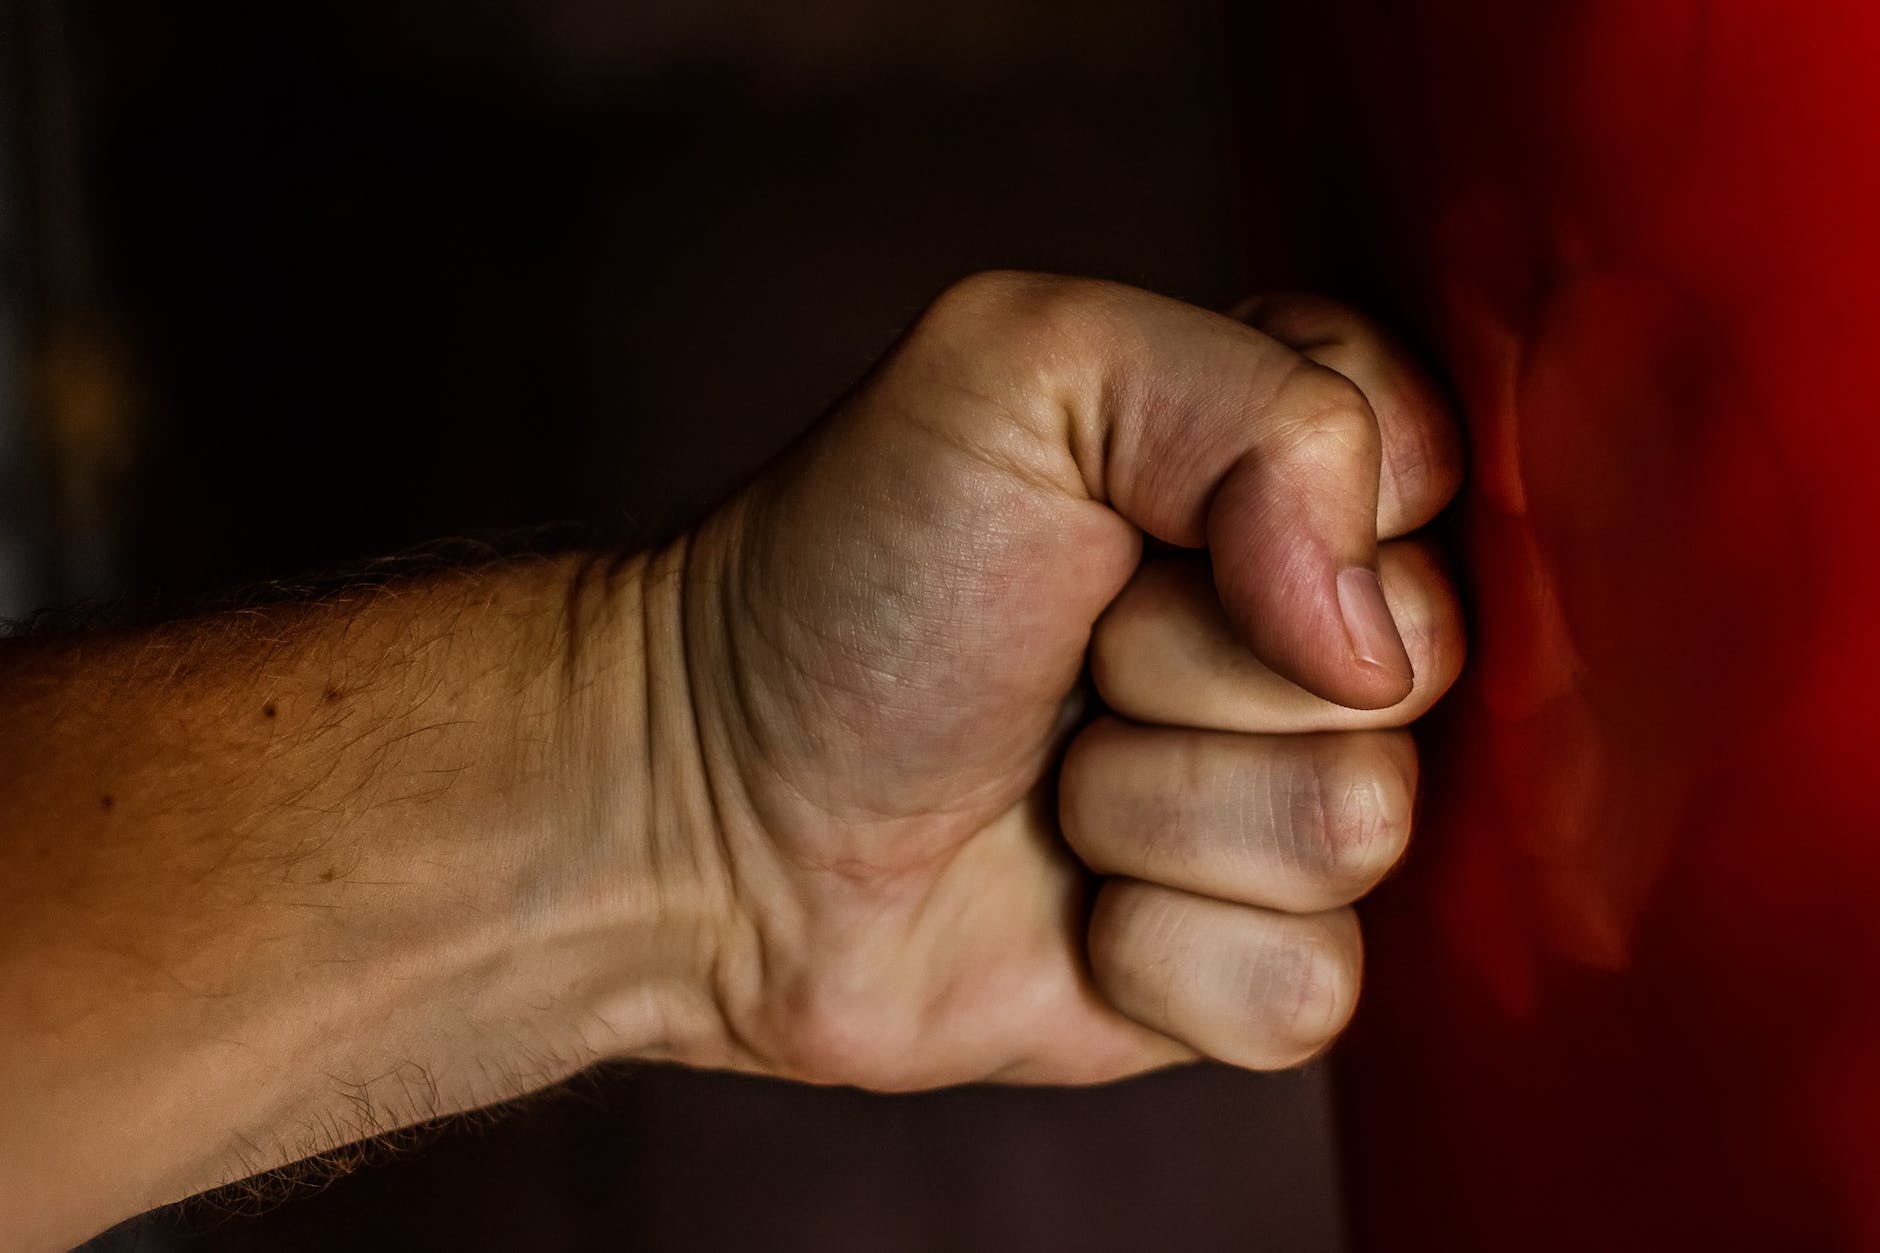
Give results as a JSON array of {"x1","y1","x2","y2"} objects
[{"x1": 0, "y1": 547, "x2": 725, "y2": 1248}]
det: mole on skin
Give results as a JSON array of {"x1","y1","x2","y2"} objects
[{"x1": 262, "y1": 703, "x2": 277, "y2": 719}]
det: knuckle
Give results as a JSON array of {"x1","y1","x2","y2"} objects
[
  {"x1": 1272, "y1": 363, "x2": 1378, "y2": 458},
  {"x1": 1382, "y1": 391, "x2": 1464, "y2": 523},
  {"x1": 1381, "y1": 415, "x2": 1440, "y2": 513},
  {"x1": 1261, "y1": 919, "x2": 1361, "y2": 1062},
  {"x1": 924, "y1": 269, "x2": 1043, "y2": 326},
  {"x1": 921, "y1": 270, "x2": 1109, "y2": 358},
  {"x1": 912, "y1": 272, "x2": 1131, "y2": 421},
  {"x1": 1294, "y1": 741, "x2": 1413, "y2": 895}
]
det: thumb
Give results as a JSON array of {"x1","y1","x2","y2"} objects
[
  {"x1": 1200, "y1": 364, "x2": 1412, "y2": 709},
  {"x1": 980, "y1": 275, "x2": 1420, "y2": 709}
]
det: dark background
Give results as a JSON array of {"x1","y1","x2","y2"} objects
[{"x1": 4, "y1": 1, "x2": 1379, "y2": 1248}]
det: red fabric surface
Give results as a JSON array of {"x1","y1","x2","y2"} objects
[{"x1": 1337, "y1": 2, "x2": 1880, "y2": 1247}]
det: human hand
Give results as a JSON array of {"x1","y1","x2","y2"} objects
[
  {"x1": 0, "y1": 272, "x2": 1460, "y2": 1245},
  {"x1": 652, "y1": 273, "x2": 1465, "y2": 1087}
]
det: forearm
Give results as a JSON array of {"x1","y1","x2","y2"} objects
[{"x1": 0, "y1": 546, "x2": 726, "y2": 1248}]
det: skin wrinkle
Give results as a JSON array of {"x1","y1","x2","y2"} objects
[
  {"x1": 1266, "y1": 752, "x2": 1305, "y2": 885},
  {"x1": 680, "y1": 530, "x2": 812, "y2": 1078},
  {"x1": 1296, "y1": 749, "x2": 1342, "y2": 885},
  {"x1": 1329, "y1": 764, "x2": 1390, "y2": 885}
]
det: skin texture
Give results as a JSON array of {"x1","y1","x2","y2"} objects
[{"x1": 0, "y1": 273, "x2": 1462, "y2": 1249}]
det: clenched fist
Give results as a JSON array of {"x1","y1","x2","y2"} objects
[
  {"x1": 2, "y1": 272, "x2": 1463, "y2": 1247},
  {"x1": 657, "y1": 273, "x2": 1465, "y2": 1087}
]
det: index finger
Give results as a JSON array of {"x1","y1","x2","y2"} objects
[{"x1": 1233, "y1": 292, "x2": 1464, "y2": 539}]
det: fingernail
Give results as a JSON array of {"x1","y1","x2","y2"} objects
[{"x1": 1336, "y1": 567, "x2": 1415, "y2": 686}]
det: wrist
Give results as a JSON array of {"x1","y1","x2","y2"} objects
[{"x1": 546, "y1": 539, "x2": 739, "y2": 1071}]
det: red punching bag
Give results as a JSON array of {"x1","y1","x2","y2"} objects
[{"x1": 1326, "y1": 1, "x2": 1880, "y2": 1248}]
